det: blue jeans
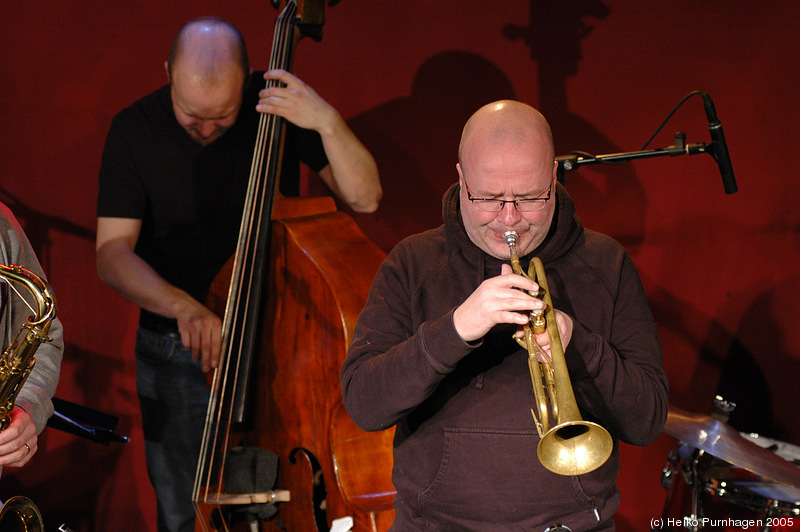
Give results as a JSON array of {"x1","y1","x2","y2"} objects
[{"x1": 136, "y1": 327, "x2": 210, "y2": 532}]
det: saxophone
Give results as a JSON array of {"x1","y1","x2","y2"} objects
[{"x1": 0, "y1": 263, "x2": 58, "y2": 531}]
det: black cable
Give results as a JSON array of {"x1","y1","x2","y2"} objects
[{"x1": 640, "y1": 90, "x2": 706, "y2": 150}]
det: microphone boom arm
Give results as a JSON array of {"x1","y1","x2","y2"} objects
[
  {"x1": 557, "y1": 132, "x2": 727, "y2": 189},
  {"x1": 558, "y1": 91, "x2": 738, "y2": 195}
]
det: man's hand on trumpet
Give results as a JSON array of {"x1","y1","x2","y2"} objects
[
  {"x1": 525, "y1": 308, "x2": 574, "y2": 363},
  {"x1": 453, "y1": 263, "x2": 572, "y2": 346}
]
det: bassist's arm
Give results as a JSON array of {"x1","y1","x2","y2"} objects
[
  {"x1": 96, "y1": 217, "x2": 222, "y2": 372},
  {"x1": 257, "y1": 69, "x2": 382, "y2": 213}
]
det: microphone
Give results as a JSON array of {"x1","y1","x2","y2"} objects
[{"x1": 701, "y1": 92, "x2": 738, "y2": 194}]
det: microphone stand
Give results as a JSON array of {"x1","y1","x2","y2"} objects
[{"x1": 556, "y1": 131, "x2": 734, "y2": 194}]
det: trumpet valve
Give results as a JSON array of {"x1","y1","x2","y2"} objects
[{"x1": 531, "y1": 309, "x2": 546, "y2": 335}]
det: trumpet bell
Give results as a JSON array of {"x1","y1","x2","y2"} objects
[{"x1": 538, "y1": 420, "x2": 614, "y2": 476}]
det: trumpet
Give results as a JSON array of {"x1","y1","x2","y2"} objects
[{"x1": 503, "y1": 231, "x2": 612, "y2": 476}]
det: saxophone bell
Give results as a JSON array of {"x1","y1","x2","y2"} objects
[
  {"x1": 0, "y1": 496, "x2": 44, "y2": 531},
  {"x1": 502, "y1": 231, "x2": 613, "y2": 476}
]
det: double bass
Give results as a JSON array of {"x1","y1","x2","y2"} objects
[{"x1": 192, "y1": 1, "x2": 395, "y2": 530}]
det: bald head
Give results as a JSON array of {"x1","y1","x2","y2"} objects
[
  {"x1": 456, "y1": 100, "x2": 559, "y2": 259},
  {"x1": 458, "y1": 100, "x2": 554, "y2": 168},
  {"x1": 167, "y1": 17, "x2": 249, "y2": 86},
  {"x1": 166, "y1": 18, "x2": 250, "y2": 145}
]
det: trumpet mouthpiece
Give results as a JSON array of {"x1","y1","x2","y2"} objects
[{"x1": 503, "y1": 230, "x2": 519, "y2": 245}]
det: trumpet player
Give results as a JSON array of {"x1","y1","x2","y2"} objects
[
  {"x1": 341, "y1": 101, "x2": 667, "y2": 531},
  {"x1": 0, "y1": 201, "x2": 63, "y2": 471}
]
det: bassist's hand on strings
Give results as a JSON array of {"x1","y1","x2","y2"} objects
[
  {"x1": 175, "y1": 298, "x2": 222, "y2": 373},
  {"x1": 256, "y1": 68, "x2": 382, "y2": 214},
  {"x1": 256, "y1": 69, "x2": 340, "y2": 134}
]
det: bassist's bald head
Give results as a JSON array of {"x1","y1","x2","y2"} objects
[{"x1": 167, "y1": 17, "x2": 250, "y2": 84}]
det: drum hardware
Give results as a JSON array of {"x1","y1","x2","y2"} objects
[
  {"x1": 661, "y1": 452, "x2": 676, "y2": 491},
  {"x1": 660, "y1": 401, "x2": 800, "y2": 531},
  {"x1": 710, "y1": 395, "x2": 735, "y2": 424},
  {"x1": 660, "y1": 444, "x2": 708, "y2": 531},
  {"x1": 676, "y1": 448, "x2": 709, "y2": 532},
  {"x1": 665, "y1": 405, "x2": 800, "y2": 490},
  {"x1": 661, "y1": 447, "x2": 695, "y2": 491},
  {"x1": 661, "y1": 444, "x2": 708, "y2": 531}
]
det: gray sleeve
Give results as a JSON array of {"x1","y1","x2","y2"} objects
[{"x1": 0, "y1": 202, "x2": 64, "y2": 434}]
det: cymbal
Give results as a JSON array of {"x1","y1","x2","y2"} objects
[{"x1": 665, "y1": 405, "x2": 800, "y2": 490}]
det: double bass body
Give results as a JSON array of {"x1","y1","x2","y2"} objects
[
  {"x1": 196, "y1": 196, "x2": 396, "y2": 532},
  {"x1": 248, "y1": 206, "x2": 395, "y2": 532}
]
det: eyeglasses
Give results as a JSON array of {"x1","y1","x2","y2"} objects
[{"x1": 463, "y1": 179, "x2": 552, "y2": 212}]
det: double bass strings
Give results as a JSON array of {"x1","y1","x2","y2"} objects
[{"x1": 192, "y1": 0, "x2": 299, "y2": 510}]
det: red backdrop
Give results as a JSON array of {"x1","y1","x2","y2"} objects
[{"x1": 2, "y1": 1, "x2": 799, "y2": 530}]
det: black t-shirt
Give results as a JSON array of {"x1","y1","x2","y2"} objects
[{"x1": 97, "y1": 72, "x2": 328, "y2": 310}]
